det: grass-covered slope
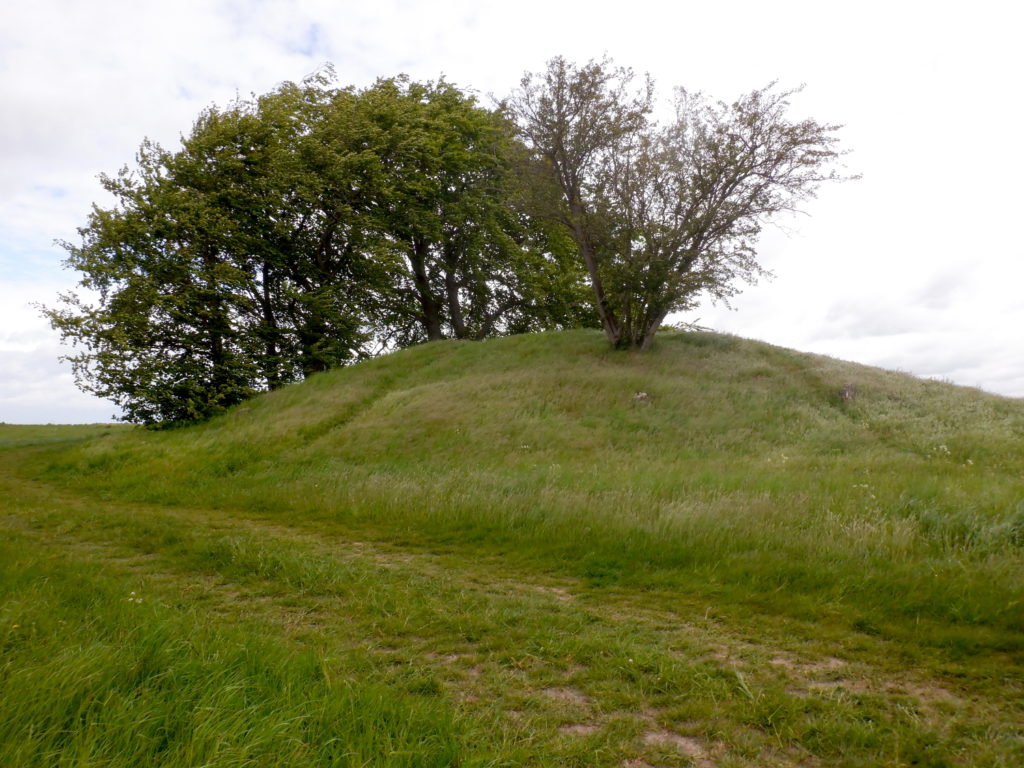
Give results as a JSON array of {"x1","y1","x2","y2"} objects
[
  {"x1": 37, "y1": 329, "x2": 1024, "y2": 637},
  {"x1": 3, "y1": 329, "x2": 1024, "y2": 767}
]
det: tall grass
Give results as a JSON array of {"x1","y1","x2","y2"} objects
[
  {"x1": 4, "y1": 330, "x2": 1024, "y2": 768},
  {"x1": 20, "y1": 330, "x2": 1024, "y2": 651},
  {"x1": 0, "y1": 530, "x2": 483, "y2": 768}
]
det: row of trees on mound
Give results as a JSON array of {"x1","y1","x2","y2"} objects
[{"x1": 47, "y1": 58, "x2": 851, "y2": 425}]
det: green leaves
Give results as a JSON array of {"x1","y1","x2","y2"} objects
[
  {"x1": 47, "y1": 71, "x2": 592, "y2": 426},
  {"x1": 510, "y1": 58, "x2": 852, "y2": 350}
]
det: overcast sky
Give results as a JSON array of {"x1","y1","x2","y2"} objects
[{"x1": 2, "y1": 0, "x2": 1022, "y2": 423}]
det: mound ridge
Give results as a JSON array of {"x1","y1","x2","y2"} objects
[
  {"x1": 57, "y1": 328, "x2": 1023, "y2": 479},
  {"x1": 32, "y1": 329, "x2": 1024, "y2": 634}
]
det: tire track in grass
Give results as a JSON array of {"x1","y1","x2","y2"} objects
[{"x1": 3, "y1": 449, "x2": 1021, "y2": 767}]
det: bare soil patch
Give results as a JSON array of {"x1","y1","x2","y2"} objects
[
  {"x1": 643, "y1": 728, "x2": 714, "y2": 766},
  {"x1": 541, "y1": 686, "x2": 591, "y2": 707}
]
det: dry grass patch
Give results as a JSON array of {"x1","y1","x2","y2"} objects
[
  {"x1": 560, "y1": 722, "x2": 602, "y2": 736},
  {"x1": 541, "y1": 686, "x2": 592, "y2": 707},
  {"x1": 642, "y1": 729, "x2": 715, "y2": 766}
]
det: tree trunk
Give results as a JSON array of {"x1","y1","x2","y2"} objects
[
  {"x1": 409, "y1": 237, "x2": 444, "y2": 341},
  {"x1": 299, "y1": 318, "x2": 329, "y2": 377},
  {"x1": 639, "y1": 309, "x2": 669, "y2": 350},
  {"x1": 477, "y1": 298, "x2": 517, "y2": 339},
  {"x1": 568, "y1": 204, "x2": 622, "y2": 347},
  {"x1": 443, "y1": 266, "x2": 468, "y2": 339},
  {"x1": 199, "y1": 250, "x2": 234, "y2": 393},
  {"x1": 259, "y1": 263, "x2": 283, "y2": 388}
]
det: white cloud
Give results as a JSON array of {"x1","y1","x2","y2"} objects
[
  {"x1": 0, "y1": 280, "x2": 120, "y2": 423},
  {"x1": 2, "y1": 0, "x2": 1023, "y2": 422}
]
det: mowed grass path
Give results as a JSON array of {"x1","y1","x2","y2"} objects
[{"x1": 3, "y1": 330, "x2": 1023, "y2": 766}]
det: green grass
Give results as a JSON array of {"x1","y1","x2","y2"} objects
[
  {"x1": 0, "y1": 529, "x2": 473, "y2": 767},
  {"x1": 2, "y1": 329, "x2": 1023, "y2": 766}
]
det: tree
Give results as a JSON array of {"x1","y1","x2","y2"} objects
[
  {"x1": 355, "y1": 76, "x2": 590, "y2": 344},
  {"x1": 46, "y1": 70, "x2": 592, "y2": 426},
  {"x1": 45, "y1": 73, "x2": 398, "y2": 424},
  {"x1": 508, "y1": 56, "x2": 852, "y2": 349},
  {"x1": 45, "y1": 137, "x2": 261, "y2": 424},
  {"x1": 208, "y1": 76, "x2": 402, "y2": 378}
]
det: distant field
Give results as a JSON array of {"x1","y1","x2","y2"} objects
[{"x1": 2, "y1": 330, "x2": 1022, "y2": 766}]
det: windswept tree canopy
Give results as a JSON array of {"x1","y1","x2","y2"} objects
[
  {"x1": 46, "y1": 70, "x2": 589, "y2": 425},
  {"x1": 508, "y1": 56, "x2": 853, "y2": 349},
  {"x1": 46, "y1": 57, "x2": 852, "y2": 425},
  {"x1": 354, "y1": 77, "x2": 591, "y2": 345}
]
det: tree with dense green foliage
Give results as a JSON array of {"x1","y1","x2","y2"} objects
[
  {"x1": 47, "y1": 70, "x2": 589, "y2": 425},
  {"x1": 47, "y1": 73, "x2": 388, "y2": 424},
  {"x1": 353, "y1": 77, "x2": 591, "y2": 344},
  {"x1": 508, "y1": 57, "x2": 852, "y2": 349},
  {"x1": 46, "y1": 138, "x2": 263, "y2": 425}
]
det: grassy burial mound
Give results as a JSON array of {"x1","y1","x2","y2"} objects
[{"x1": 2, "y1": 329, "x2": 1023, "y2": 767}]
